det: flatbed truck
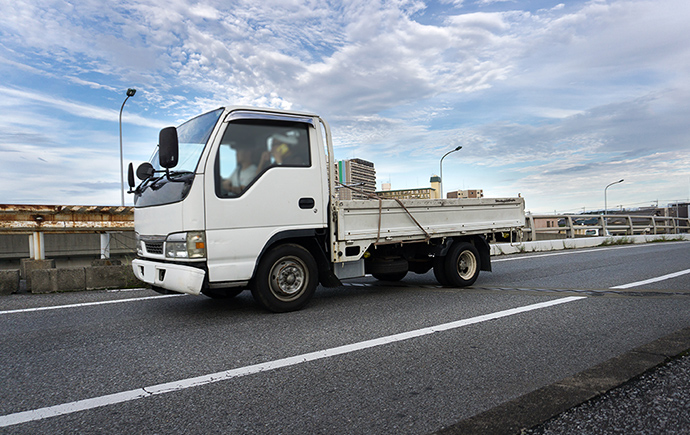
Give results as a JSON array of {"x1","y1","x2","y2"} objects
[{"x1": 129, "y1": 106, "x2": 525, "y2": 312}]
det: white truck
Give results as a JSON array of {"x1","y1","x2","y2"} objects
[{"x1": 128, "y1": 106, "x2": 525, "y2": 312}]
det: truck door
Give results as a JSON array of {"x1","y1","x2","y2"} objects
[{"x1": 203, "y1": 112, "x2": 327, "y2": 284}]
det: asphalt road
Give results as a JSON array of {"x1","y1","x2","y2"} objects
[{"x1": 0, "y1": 241, "x2": 688, "y2": 434}]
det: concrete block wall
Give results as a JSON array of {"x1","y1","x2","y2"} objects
[
  {"x1": 0, "y1": 270, "x2": 19, "y2": 295},
  {"x1": 0, "y1": 259, "x2": 141, "y2": 295},
  {"x1": 29, "y1": 265, "x2": 140, "y2": 294}
]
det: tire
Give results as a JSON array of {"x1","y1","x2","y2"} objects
[
  {"x1": 251, "y1": 244, "x2": 318, "y2": 313},
  {"x1": 444, "y1": 242, "x2": 481, "y2": 287},
  {"x1": 433, "y1": 255, "x2": 451, "y2": 286},
  {"x1": 372, "y1": 270, "x2": 407, "y2": 281},
  {"x1": 202, "y1": 288, "x2": 244, "y2": 299}
]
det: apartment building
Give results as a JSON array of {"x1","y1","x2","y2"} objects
[{"x1": 336, "y1": 158, "x2": 376, "y2": 200}]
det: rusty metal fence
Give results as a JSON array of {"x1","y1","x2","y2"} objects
[{"x1": 0, "y1": 205, "x2": 134, "y2": 261}]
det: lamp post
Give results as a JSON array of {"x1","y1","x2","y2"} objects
[
  {"x1": 119, "y1": 88, "x2": 136, "y2": 206},
  {"x1": 439, "y1": 146, "x2": 462, "y2": 199},
  {"x1": 604, "y1": 179, "x2": 624, "y2": 215}
]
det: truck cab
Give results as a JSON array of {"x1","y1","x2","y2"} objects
[{"x1": 131, "y1": 107, "x2": 334, "y2": 312}]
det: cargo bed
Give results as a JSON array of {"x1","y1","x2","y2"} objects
[{"x1": 333, "y1": 197, "x2": 524, "y2": 256}]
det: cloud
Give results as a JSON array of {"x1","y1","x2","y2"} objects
[
  {"x1": 0, "y1": 0, "x2": 688, "y2": 210},
  {"x1": 0, "y1": 86, "x2": 164, "y2": 129}
]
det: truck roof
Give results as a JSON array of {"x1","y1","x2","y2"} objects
[{"x1": 222, "y1": 105, "x2": 319, "y2": 119}]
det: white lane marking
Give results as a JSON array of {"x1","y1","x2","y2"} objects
[
  {"x1": 492, "y1": 244, "x2": 648, "y2": 262},
  {"x1": 0, "y1": 294, "x2": 185, "y2": 315},
  {"x1": 610, "y1": 269, "x2": 690, "y2": 289},
  {"x1": 0, "y1": 296, "x2": 586, "y2": 428}
]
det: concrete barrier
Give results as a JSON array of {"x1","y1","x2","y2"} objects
[
  {"x1": 30, "y1": 267, "x2": 86, "y2": 294},
  {"x1": 85, "y1": 265, "x2": 140, "y2": 290},
  {"x1": 0, "y1": 262, "x2": 140, "y2": 295},
  {"x1": 19, "y1": 259, "x2": 55, "y2": 290},
  {"x1": 0, "y1": 269, "x2": 19, "y2": 295},
  {"x1": 491, "y1": 234, "x2": 690, "y2": 256}
]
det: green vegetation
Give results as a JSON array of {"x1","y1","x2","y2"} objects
[
  {"x1": 647, "y1": 236, "x2": 687, "y2": 243},
  {"x1": 599, "y1": 237, "x2": 634, "y2": 246}
]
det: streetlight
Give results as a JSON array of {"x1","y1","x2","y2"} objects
[
  {"x1": 439, "y1": 146, "x2": 462, "y2": 199},
  {"x1": 604, "y1": 179, "x2": 624, "y2": 215},
  {"x1": 119, "y1": 88, "x2": 136, "y2": 206}
]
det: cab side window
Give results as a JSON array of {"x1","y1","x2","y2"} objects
[{"x1": 215, "y1": 120, "x2": 311, "y2": 198}]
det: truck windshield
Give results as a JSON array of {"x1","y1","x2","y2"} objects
[
  {"x1": 152, "y1": 108, "x2": 224, "y2": 172},
  {"x1": 134, "y1": 108, "x2": 224, "y2": 207}
]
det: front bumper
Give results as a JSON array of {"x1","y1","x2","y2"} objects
[{"x1": 132, "y1": 259, "x2": 206, "y2": 295}]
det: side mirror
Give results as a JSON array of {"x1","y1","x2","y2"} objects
[
  {"x1": 127, "y1": 162, "x2": 135, "y2": 189},
  {"x1": 136, "y1": 162, "x2": 155, "y2": 180},
  {"x1": 159, "y1": 126, "x2": 179, "y2": 169}
]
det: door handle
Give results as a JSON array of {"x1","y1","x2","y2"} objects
[{"x1": 299, "y1": 197, "x2": 315, "y2": 209}]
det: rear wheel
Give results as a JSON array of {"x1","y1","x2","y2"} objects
[
  {"x1": 444, "y1": 242, "x2": 480, "y2": 287},
  {"x1": 433, "y1": 255, "x2": 451, "y2": 286},
  {"x1": 251, "y1": 244, "x2": 318, "y2": 312}
]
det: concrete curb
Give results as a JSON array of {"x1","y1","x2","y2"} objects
[
  {"x1": 434, "y1": 327, "x2": 690, "y2": 435},
  {"x1": 491, "y1": 234, "x2": 690, "y2": 256}
]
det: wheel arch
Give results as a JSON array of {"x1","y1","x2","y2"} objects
[{"x1": 252, "y1": 229, "x2": 341, "y2": 288}]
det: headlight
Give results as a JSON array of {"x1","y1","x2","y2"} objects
[{"x1": 165, "y1": 231, "x2": 206, "y2": 259}]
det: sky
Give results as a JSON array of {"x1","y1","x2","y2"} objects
[{"x1": 1, "y1": 0, "x2": 689, "y2": 214}]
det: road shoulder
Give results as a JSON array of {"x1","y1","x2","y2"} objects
[{"x1": 435, "y1": 326, "x2": 690, "y2": 435}]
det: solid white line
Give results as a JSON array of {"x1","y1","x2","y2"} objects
[
  {"x1": 0, "y1": 294, "x2": 185, "y2": 315},
  {"x1": 610, "y1": 269, "x2": 690, "y2": 289},
  {"x1": 0, "y1": 296, "x2": 586, "y2": 428},
  {"x1": 492, "y1": 244, "x2": 645, "y2": 262}
]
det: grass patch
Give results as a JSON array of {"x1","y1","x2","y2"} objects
[
  {"x1": 599, "y1": 236, "x2": 634, "y2": 246},
  {"x1": 648, "y1": 236, "x2": 687, "y2": 243}
]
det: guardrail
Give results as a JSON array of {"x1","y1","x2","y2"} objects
[
  {"x1": 524, "y1": 213, "x2": 690, "y2": 241},
  {"x1": 0, "y1": 205, "x2": 134, "y2": 260}
]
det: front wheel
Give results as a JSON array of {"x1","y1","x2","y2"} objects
[
  {"x1": 251, "y1": 244, "x2": 318, "y2": 313},
  {"x1": 444, "y1": 242, "x2": 481, "y2": 287}
]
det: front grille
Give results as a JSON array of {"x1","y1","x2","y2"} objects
[{"x1": 145, "y1": 241, "x2": 164, "y2": 255}]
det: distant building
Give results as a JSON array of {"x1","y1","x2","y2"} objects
[
  {"x1": 376, "y1": 187, "x2": 436, "y2": 200},
  {"x1": 447, "y1": 189, "x2": 484, "y2": 199},
  {"x1": 336, "y1": 158, "x2": 376, "y2": 200},
  {"x1": 430, "y1": 175, "x2": 441, "y2": 199},
  {"x1": 375, "y1": 176, "x2": 440, "y2": 200},
  {"x1": 668, "y1": 202, "x2": 689, "y2": 219}
]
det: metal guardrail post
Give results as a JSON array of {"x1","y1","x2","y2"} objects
[
  {"x1": 100, "y1": 233, "x2": 111, "y2": 259},
  {"x1": 527, "y1": 215, "x2": 536, "y2": 241},
  {"x1": 29, "y1": 232, "x2": 45, "y2": 260},
  {"x1": 599, "y1": 215, "x2": 607, "y2": 236},
  {"x1": 566, "y1": 216, "x2": 574, "y2": 238}
]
